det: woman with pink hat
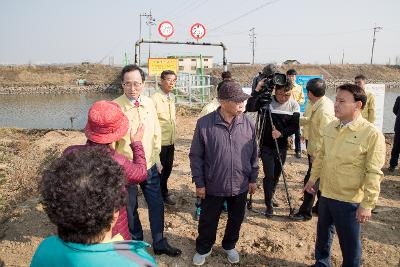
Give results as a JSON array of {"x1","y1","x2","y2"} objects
[{"x1": 63, "y1": 100, "x2": 148, "y2": 240}]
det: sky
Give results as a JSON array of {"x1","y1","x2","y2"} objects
[{"x1": 0, "y1": 0, "x2": 399, "y2": 65}]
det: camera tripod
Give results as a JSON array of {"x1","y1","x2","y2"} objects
[{"x1": 247, "y1": 103, "x2": 295, "y2": 217}]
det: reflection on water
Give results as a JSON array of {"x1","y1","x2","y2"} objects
[
  {"x1": 0, "y1": 88, "x2": 399, "y2": 132},
  {"x1": 0, "y1": 93, "x2": 118, "y2": 130}
]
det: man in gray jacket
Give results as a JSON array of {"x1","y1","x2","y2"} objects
[{"x1": 189, "y1": 81, "x2": 259, "y2": 266}]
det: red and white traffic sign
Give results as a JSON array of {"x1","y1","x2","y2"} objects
[
  {"x1": 158, "y1": 21, "x2": 174, "y2": 39},
  {"x1": 190, "y1": 23, "x2": 206, "y2": 40}
]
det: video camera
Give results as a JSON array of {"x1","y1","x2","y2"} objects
[{"x1": 257, "y1": 72, "x2": 287, "y2": 107}]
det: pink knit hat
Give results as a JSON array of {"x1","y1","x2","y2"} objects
[{"x1": 84, "y1": 101, "x2": 129, "y2": 144}]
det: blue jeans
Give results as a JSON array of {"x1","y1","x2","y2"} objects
[
  {"x1": 126, "y1": 164, "x2": 166, "y2": 250},
  {"x1": 315, "y1": 197, "x2": 361, "y2": 267}
]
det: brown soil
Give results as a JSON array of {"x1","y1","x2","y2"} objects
[
  {"x1": 0, "y1": 114, "x2": 399, "y2": 267},
  {"x1": 1, "y1": 64, "x2": 400, "y2": 88}
]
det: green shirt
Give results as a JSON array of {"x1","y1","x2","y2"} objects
[{"x1": 31, "y1": 236, "x2": 157, "y2": 267}]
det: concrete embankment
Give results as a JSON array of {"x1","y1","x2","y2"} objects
[{"x1": 0, "y1": 84, "x2": 120, "y2": 95}]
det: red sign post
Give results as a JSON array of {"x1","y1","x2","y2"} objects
[
  {"x1": 190, "y1": 23, "x2": 206, "y2": 40},
  {"x1": 158, "y1": 21, "x2": 174, "y2": 40}
]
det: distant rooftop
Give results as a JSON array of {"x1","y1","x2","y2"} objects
[{"x1": 167, "y1": 55, "x2": 213, "y2": 59}]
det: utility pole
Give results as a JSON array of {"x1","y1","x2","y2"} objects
[
  {"x1": 139, "y1": 11, "x2": 156, "y2": 65},
  {"x1": 341, "y1": 49, "x2": 344, "y2": 64},
  {"x1": 249, "y1": 27, "x2": 256, "y2": 64},
  {"x1": 370, "y1": 25, "x2": 383, "y2": 64}
]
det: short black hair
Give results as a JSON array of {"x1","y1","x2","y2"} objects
[
  {"x1": 286, "y1": 69, "x2": 297, "y2": 76},
  {"x1": 306, "y1": 78, "x2": 326, "y2": 97},
  {"x1": 275, "y1": 82, "x2": 292, "y2": 93},
  {"x1": 40, "y1": 146, "x2": 127, "y2": 244},
  {"x1": 337, "y1": 83, "x2": 367, "y2": 109},
  {"x1": 354, "y1": 74, "x2": 367, "y2": 81},
  {"x1": 221, "y1": 71, "x2": 232, "y2": 79},
  {"x1": 120, "y1": 64, "x2": 146, "y2": 82},
  {"x1": 161, "y1": 70, "x2": 177, "y2": 80}
]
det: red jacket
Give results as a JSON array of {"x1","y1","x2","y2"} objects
[{"x1": 63, "y1": 141, "x2": 147, "y2": 240}]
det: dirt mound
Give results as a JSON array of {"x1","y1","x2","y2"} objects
[
  {"x1": 207, "y1": 64, "x2": 400, "y2": 88},
  {"x1": 0, "y1": 64, "x2": 120, "y2": 87}
]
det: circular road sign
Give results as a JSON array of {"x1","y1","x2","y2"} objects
[
  {"x1": 158, "y1": 21, "x2": 174, "y2": 39},
  {"x1": 190, "y1": 23, "x2": 206, "y2": 40}
]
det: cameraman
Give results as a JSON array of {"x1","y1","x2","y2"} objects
[
  {"x1": 251, "y1": 64, "x2": 278, "y2": 94},
  {"x1": 246, "y1": 77, "x2": 300, "y2": 217}
]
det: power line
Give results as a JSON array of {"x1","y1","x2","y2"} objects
[
  {"x1": 168, "y1": 0, "x2": 198, "y2": 20},
  {"x1": 208, "y1": 0, "x2": 282, "y2": 32},
  {"x1": 256, "y1": 27, "x2": 372, "y2": 38},
  {"x1": 173, "y1": 0, "x2": 209, "y2": 20}
]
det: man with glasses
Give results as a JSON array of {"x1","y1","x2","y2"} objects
[
  {"x1": 151, "y1": 70, "x2": 177, "y2": 205},
  {"x1": 246, "y1": 80, "x2": 300, "y2": 217},
  {"x1": 113, "y1": 65, "x2": 182, "y2": 257}
]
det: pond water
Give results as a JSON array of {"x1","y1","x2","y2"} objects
[
  {"x1": 0, "y1": 88, "x2": 399, "y2": 133},
  {"x1": 0, "y1": 93, "x2": 118, "y2": 130}
]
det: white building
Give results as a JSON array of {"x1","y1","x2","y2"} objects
[{"x1": 168, "y1": 56, "x2": 213, "y2": 74}]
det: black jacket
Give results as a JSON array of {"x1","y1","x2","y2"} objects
[
  {"x1": 246, "y1": 93, "x2": 300, "y2": 149},
  {"x1": 394, "y1": 96, "x2": 400, "y2": 133}
]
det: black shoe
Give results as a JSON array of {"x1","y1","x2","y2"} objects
[
  {"x1": 291, "y1": 212, "x2": 312, "y2": 221},
  {"x1": 265, "y1": 207, "x2": 274, "y2": 218},
  {"x1": 154, "y1": 242, "x2": 182, "y2": 257},
  {"x1": 295, "y1": 151, "x2": 302, "y2": 159},
  {"x1": 222, "y1": 201, "x2": 228, "y2": 212},
  {"x1": 388, "y1": 166, "x2": 395, "y2": 173},
  {"x1": 164, "y1": 195, "x2": 176, "y2": 206}
]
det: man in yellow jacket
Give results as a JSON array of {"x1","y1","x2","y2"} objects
[
  {"x1": 287, "y1": 69, "x2": 305, "y2": 158},
  {"x1": 292, "y1": 78, "x2": 335, "y2": 221},
  {"x1": 113, "y1": 65, "x2": 181, "y2": 257},
  {"x1": 305, "y1": 83, "x2": 385, "y2": 267},
  {"x1": 151, "y1": 70, "x2": 177, "y2": 205},
  {"x1": 355, "y1": 74, "x2": 376, "y2": 124}
]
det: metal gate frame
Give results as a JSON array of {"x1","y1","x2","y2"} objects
[{"x1": 134, "y1": 39, "x2": 228, "y2": 71}]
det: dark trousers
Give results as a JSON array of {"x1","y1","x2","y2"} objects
[
  {"x1": 126, "y1": 164, "x2": 166, "y2": 250},
  {"x1": 389, "y1": 132, "x2": 400, "y2": 168},
  {"x1": 298, "y1": 153, "x2": 320, "y2": 218},
  {"x1": 261, "y1": 146, "x2": 287, "y2": 209},
  {"x1": 196, "y1": 191, "x2": 248, "y2": 254},
  {"x1": 160, "y1": 144, "x2": 175, "y2": 198},
  {"x1": 315, "y1": 197, "x2": 361, "y2": 267},
  {"x1": 295, "y1": 128, "x2": 301, "y2": 153}
]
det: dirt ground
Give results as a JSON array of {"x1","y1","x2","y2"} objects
[{"x1": 0, "y1": 113, "x2": 399, "y2": 267}]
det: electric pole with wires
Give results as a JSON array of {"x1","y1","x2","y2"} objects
[
  {"x1": 250, "y1": 27, "x2": 256, "y2": 64},
  {"x1": 139, "y1": 10, "x2": 156, "y2": 65},
  {"x1": 370, "y1": 25, "x2": 383, "y2": 64}
]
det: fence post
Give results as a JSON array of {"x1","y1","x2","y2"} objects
[{"x1": 188, "y1": 74, "x2": 192, "y2": 105}]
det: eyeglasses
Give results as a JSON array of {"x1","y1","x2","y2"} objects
[
  {"x1": 122, "y1": 81, "x2": 142, "y2": 88},
  {"x1": 276, "y1": 92, "x2": 291, "y2": 97},
  {"x1": 162, "y1": 78, "x2": 177, "y2": 83}
]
